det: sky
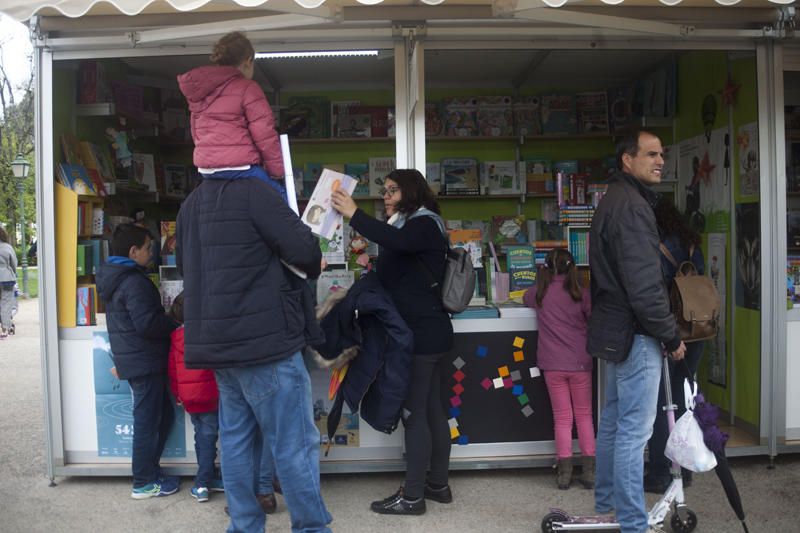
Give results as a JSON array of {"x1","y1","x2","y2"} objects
[{"x1": 0, "y1": 14, "x2": 34, "y2": 100}]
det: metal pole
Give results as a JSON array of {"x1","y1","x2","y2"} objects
[{"x1": 16, "y1": 180, "x2": 28, "y2": 298}]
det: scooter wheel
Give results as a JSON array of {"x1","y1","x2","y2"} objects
[
  {"x1": 670, "y1": 508, "x2": 697, "y2": 533},
  {"x1": 541, "y1": 511, "x2": 569, "y2": 533}
]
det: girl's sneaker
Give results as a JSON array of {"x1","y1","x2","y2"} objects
[
  {"x1": 191, "y1": 486, "x2": 209, "y2": 502},
  {"x1": 208, "y1": 478, "x2": 225, "y2": 492}
]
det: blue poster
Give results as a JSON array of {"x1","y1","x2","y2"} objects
[{"x1": 92, "y1": 332, "x2": 186, "y2": 457}]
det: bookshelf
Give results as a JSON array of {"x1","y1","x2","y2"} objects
[{"x1": 565, "y1": 225, "x2": 591, "y2": 267}]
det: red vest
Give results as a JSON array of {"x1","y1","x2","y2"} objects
[{"x1": 167, "y1": 327, "x2": 219, "y2": 414}]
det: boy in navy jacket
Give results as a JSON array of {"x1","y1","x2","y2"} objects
[{"x1": 96, "y1": 224, "x2": 179, "y2": 499}]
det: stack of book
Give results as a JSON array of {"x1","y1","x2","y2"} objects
[
  {"x1": 558, "y1": 205, "x2": 595, "y2": 226},
  {"x1": 569, "y1": 231, "x2": 590, "y2": 266},
  {"x1": 76, "y1": 284, "x2": 98, "y2": 326},
  {"x1": 533, "y1": 240, "x2": 568, "y2": 266}
]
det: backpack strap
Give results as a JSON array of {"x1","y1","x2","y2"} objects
[
  {"x1": 415, "y1": 255, "x2": 440, "y2": 292},
  {"x1": 659, "y1": 243, "x2": 679, "y2": 268}
]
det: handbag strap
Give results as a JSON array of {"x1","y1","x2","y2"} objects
[
  {"x1": 659, "y1": 243, "x2": 679, "y2": 268},
  {"x1": 415, "y1": 255, "x2": 440, "y2": 292}
]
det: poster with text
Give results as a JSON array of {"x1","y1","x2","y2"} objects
[
  {"x1": 737, "y1": 122, "x2": 759, "y2": 198},
  {"x1": 93, "y1": 332, "x2": 186, "y2": 457},
  {"x1": 735, "y1": 204, "x2": 760, "y2": 310},
  {"x1": 707, "y1": 233, "x2": 728, "y2": 387}
]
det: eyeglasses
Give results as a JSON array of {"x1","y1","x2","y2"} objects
[{"x1": 380, "y1": 186, "x2": 400, "y2": 197}]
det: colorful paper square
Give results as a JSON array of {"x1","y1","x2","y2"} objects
[
  {"x1": 513, "y1": 336, "x2": 525, "y2": 348},
  {"x1": 450, "y1": 426, "x2": 460, "y2": 439},
  {"x1": 513, "y1": 350, "x2": 525, "y2": 362},
  {"x1": 453, "y1": 369, "x2": 465, "y2": 382},
  {"x1": 453, "y1": 356, "x2": 466, "y2": 369},
  {"x1": 452, "y1": 383, "x2": 465, "y2": 395},
  {"x1": 510, "y1": 370, "x2": 522, "y2": 381},
  {"x1": 493, "y1": 377, "x2": 504, "y2": 389},
  {"x1": 476, "y1": 345, "x2": 488, "y2": 358},
  {"x1": 449, "y1": 406, "x2": 461, "y2": 418},
  {"x1": 530, "y1": 366, "x2": 541, "y2": 378},
  {"x1": 521, "y1": 404, "x2": 534, "y2": 417},
  {"x1": 481, "y1": 377, "x2": 492, "y2": 390},
  {"x1": 448, "y1": 418, "x2": 459, "y2": 429},
  {"x1": 498, "y1": 366, "x2": 510, "y2": 377},
  {"x1": 518, "y1": 393, "x2": 529, "y2": 405},
  {"x1": 512, "y1": 384, "x2": 523, "y2": 396},
  {"x1": 503, "y1": 377, "x2": 513, "y2": 388},
  {"x1": 457, "y1": 435, "x2": 469, "y2": 445},
  {"x1": 450, "y1": 395, "x2": 462, "y2": 407}
]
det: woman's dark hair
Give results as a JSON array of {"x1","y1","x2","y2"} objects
[
  {"x1": 386, "y1": 169, "x2": 440, "y2": 215},
  {"x1": 168, "y1": 291, "x2": 185, "y2": 324},
  {"x1": 654, "y1": 196, "x2": 701, "y2": 249},
  {"x1": 0, "y1": 226, "x2": 8, "y2": 243},
  {"x1": 535, "y1": 248, "x2": 582, "y2": 306},
  {"x1": 210, "y1": 32, "x2": 255, "y2": 67}
]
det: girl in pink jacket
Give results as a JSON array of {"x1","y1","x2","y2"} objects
[
  {"x1": 178, "y1": 32, "x2": 284, "y2": 189},
  {"x1": 523, "y1": 248, "x2": 596, "y2": 491}
]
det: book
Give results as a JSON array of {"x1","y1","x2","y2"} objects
[
  {"x1": 302, "y1": 168, "x2": 357, "y2": 239},
  {"x1": 77, "y1": 60, "x2": 110, "y2": 105},
  {"x1": 160, "y1": 221, "x2": 177, "y2": 266},
  {"x1": 441, "y1": 158, "x2": 480, "y2": 195},
  {"x1": 91, "y1": 143, "x2": 117, "y2": 190},
  {"x1": 476, "y1": 96, "x2": 513, "y2": 137},
  {"x1": 163, "y1": 164, "x2": 187, "y2": 198},
  {"x1": 331, "y1": 100, "x2": 361, "y2": 137},
  {"x1": 344, "y1": 163, "x2": 370, "y2": 197},
  {"x1": 76, "y1": 284, "x2": 97, "y2": 326},
  {"x1": 513, "y1": 96, "x2": 542, "y2": 137},
  {"x1": 60, "y1": 134, "x2": 83, "y2": 166},
  {"x1": 336, "y1": 114, "x2": 372, "y2": 138},
  {"x1": 286, "y1": 96, "x2": 330, "y2": 138},
  {"x1": 522, "y1": 158, "x2": 553, "y2": 195},
  {"x1": 368, "y1": 157, "x2": 396, "y2": 197},
  {"x1": 425, "y1": 103, "x2": 444, "y2": 137},
  {"x1": 541, "y1": 94, "x2": 577, "y2": 135},
  {"x1": 280, "y1": 108, "x2": 311, "y2": 138},
  {"x1": 608, "y1": 86, "x2": 635, "y2": 131},
  {"x1": 132, "y1": 153, "x2": 157, "y2": 192},
  {"x1": 320, "y1": 220, "x2": 346, "y2": 265},
  {"x1": 160, "y1": 280, "x2": 184, "y2": 311},
  {"x1": 491, "y1": 215, "x2": 527, "y2": 248},
  {"x1": 347, "y1": 106, "x2": 390, "y2": 137},
  {"x1": 58, "y1": 163, "x2": 97, "y2": 195},
  {"x1": 316, "y1": 270, "x2": 355, "y2": 305},
  {"x1": 506, "y1": 245, "x2": 537, "y2": 293},
  {"x1": 481, "y1": 161, "x2": 520, "y2": 195},
  {"x1": 443, "y1": 97, "x2": 478, "y2": 137},
  {"x1": 448, "y1": 229, "x2": 483, "y2": 268},
  {"x1": 576, "y1": 91, "x2": 609, "y2": 134},
  {"x1": 426, "y1": 162, "x2": 442, "y2": 194}
]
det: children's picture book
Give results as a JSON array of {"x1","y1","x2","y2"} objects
[
  {"x1": 76, "y1": 284, "x2": 98, "y2": 326},
  {"x1": 160, "y1": 280, "x2": 184, "y2": 311},
  {"x1": 541, "y1": 94, "x2": 577, "y2": 136},
  {"x1": 132, "y1": 153, "x2": 157, "y2": 192},
  {"x1": 316, "y1": 270, "x2": 355, "y2": 306},
  {"x1": 345, "y1": 163, "x2": 370, "y2": 197},
  {"x1": 481, "y1": 161, "x2": 520, "y2": 195},
  {"x1": 368, "y1": 157, "x2": 396, "y2": 197},
  {"x1": 91, "y1": 143, "x2": 116, "y2": 188},
  {"x1": 448, "y1": 229, "x2": 483, "y2": 268},
  {"x1": 506, "y1": 245, "x2": 537, "y2": 293},
  {"x1": 163, "y1": 164, "x2": 187, "y2": 198},
  {"x1": 286, "y1": 96, "x2": 330, "y2": 138},
  {"x1": 522, "y1": 158, "x2": 553, "y2": 194},
  {"x1": 441, "y1": 158, "x2": 479, "y2": 195},
  {"x1": 425, "y1": 103, "x2": 444, "y2": 137},
  {"x1": 58, "y1": 163, "x2": 97, "y2": 195},
  {"x1": 553, "y1": 159, "x2": 579, "y2": 176},
  {"x1": 514, "y1": 96, "x2": 542, "y2": 137},
  {"x1": 160, "y1": 221, "x2": 177, "y2": 265},
  {"x1": 320, "y1": 221, "x2": 346, "y2": 265},
  {"x1": 608, "y1": 86, "x2": 635, "y2": 131},
  {"x1": 476, "y1": 96, "x2": 513, "y2": 137},
  {"x1": 60, "y1": 134, "x2": 83, "y2": 166},
  {"x1": 302, "y1": 168, "x2": 357, "y2": 239},
  {"x1": 426, "y1": 162, "x2": 442, "y2": 194},
  {"x1": 280, "y1": 108, "x2": 311, "y2": 138},
  {"x1": 491, "y1": 215, "x2": 528, "y2": 248},
  {"x1": 576, "y1": 91, "x2": 609, "y2": 134},
  {"x1": 331, "y1": 100, "x2": 360, "y2": 137},
  {"x1": 337, "y1": 114, "x2": 372, "y2": 138},
  {"x1": 347, "y1": 106, "x2": 390, "y2": 137},
  {"x1": 444, "y1": 97, "x2": 478, "y2": 137}
]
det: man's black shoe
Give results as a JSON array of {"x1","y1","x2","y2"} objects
[
  {"x1": 424, "y1": 483, "x2": 453, "y2": 503},
  {"x1": 370, "y1": 487, "x2": 426, "y2": 515},
  {"x1": 643, "y1": 474, "x2": 670, "y2": 494}
]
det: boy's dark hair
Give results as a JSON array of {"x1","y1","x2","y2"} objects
[
  {"x1": 168, "y1": 292, "x2": 185, "y2": 323},
  {"x1": 387, "y1": 169, "x2": 441, "y2": 215},
  {"x1": 112, "y1": 223, "x2": 152, "y2": 257}
]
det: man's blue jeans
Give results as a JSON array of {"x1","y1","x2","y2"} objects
[
  {"x1": 190, "y1": 411, "x2": 219, "y2": 488},
  {"x1": 595, "y1": 335, "x2": 663, "y2": 533},
  {"x1": 215, "y1": 352, "x2": 332, "y2": 533},
  {"x1": 258, "y1": 431, "x2": 275, "y2": 495},
  {"x1": 128, "y1": 373, "x2": 174, "y2": 488}
]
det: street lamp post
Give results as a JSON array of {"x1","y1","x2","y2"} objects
[{"x1": 11, "y1": 153, "x2": 30, "y2": 298}]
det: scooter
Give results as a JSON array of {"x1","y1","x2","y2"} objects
[{"x1": 541, "y1": 357, "x2": 698, "y2": 533}]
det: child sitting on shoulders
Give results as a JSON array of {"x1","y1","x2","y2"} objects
[{"x1": 523, "y1": 248, "x2": 596, "y2": 490}]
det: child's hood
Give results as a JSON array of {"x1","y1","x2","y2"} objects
[
  {"x1": 96, "y1": 258, "x2": 143, "y2": 301},
  {"x1": 177, "y1": 65, "x2": 243, "y2": 113}
]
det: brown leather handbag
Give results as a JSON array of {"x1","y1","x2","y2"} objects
[{"x1": 661, "y1": 244, "x2": 720, "y2": 342}]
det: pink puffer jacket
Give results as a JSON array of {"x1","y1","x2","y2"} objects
[{"x1": 177, "y1": 65, "x2": 283, "y2": 178}]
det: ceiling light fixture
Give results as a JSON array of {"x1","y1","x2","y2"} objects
[
  {"x1": 540, "y1": 0, "x2": 568, "y2": 7},
  {"x1": 256, "y1": 50, "x2": 380, "y2": 59},
  {"x1": 659, "y1": 0, "x2": 684, "y2": 5}
]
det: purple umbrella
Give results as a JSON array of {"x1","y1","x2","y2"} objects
[{"x1": 692, "y1": 387, "x2": 750, "y2": 533}]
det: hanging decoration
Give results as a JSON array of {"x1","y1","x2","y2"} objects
[
  {"x1": 718, "y1": 76, "x2": 741, "y2": 109},
  {"x1": 701, "y1": 94, "x2": 717, "y2": 143}
]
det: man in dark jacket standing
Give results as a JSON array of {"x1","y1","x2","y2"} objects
[{"x1": 588, "y1": 130, "x2": 686, "y2": 533}]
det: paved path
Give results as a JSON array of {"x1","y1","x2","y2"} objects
[{"x1": 1, "y1": 298, "x2": 798, "y2": 532}]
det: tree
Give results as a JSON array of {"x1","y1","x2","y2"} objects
[{"x1": 0, "y1": 33, "x2": 35, "y2": 250}]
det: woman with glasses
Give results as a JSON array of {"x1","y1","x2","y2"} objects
[{"x1": 332, "y1": 169, "x2": 455, "y2": 516}]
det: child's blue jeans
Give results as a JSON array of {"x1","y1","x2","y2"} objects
[
  {"x1": 128, "y1": 373, "x2": 174, "y2": 488},
  {"x1": 190, "y1": 411, "x2": 219, "y2": 488}
]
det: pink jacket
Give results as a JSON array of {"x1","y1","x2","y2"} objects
[
  {"x1": 177, "y1": 65, "x2": 284, "y2": 178},
  {"x1": 523, "y1": 276, "x2": 592, "y2": 372}
]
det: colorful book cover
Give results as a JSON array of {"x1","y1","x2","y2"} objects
[
  {"x1": 425, "y1": 103, "x2": 444, "y2": 137},
  {"x1": 345, "y1": 163, "x2": 370, "y2": 197},
  {"x1": 160, "y1": 221, "x2": 177, "y2": 265},
  {"x1": 280, "y1": 108, "x2": 311, "y2": 138},
  {"x1": 523, "y1": 159, "x2": 553, "y2": 194},
  {"x1": 368, "y1": 157, "x2": 396, "y2": 197},
  {"x1": 491, "y1": 215, "x2": 528, "y2": 247},
  {"x1": 91, "y1": 143, "x2": 116, "y2": 186},
  {"x1": 287, "y1": 96, "x2": 330, "y2": 138},
  {"x1": 506, "y1": 245, "x2": 537, "y2": 292},
  {"x1": 448, "y1": 229, "x2": 483, "y2": 268},
  {"x1": 163, "y1": 164, "x2": 187, "y2": 198},
  {"x1": 59, "y1": 163, "x2": 97, "y2": 196},
  {"x1": 444, "y1": 97, "x2": 478, "y2": 137},
  {"x1": 441, "y1": 158, "x2": 479, "y2": 194},
  {"x1": 331, "y1": 100, "x2": 360, "y2": 137},
  {"x1": 476, "y1": 96, "x2": 513, "y2": 137},
  {"x1": 132, "y1": 153, "x2": 157, "y2": 192},
  {"x1": 337, "y1": 114, "x2": 372, "y2": 138},
  {"x1": 426, "y1": 162, "x2": 442, "y2": 194},
  {"x1": 302, "y1": 169, "x2": 357, "y2": 239},
  {"x1": 576, "y1": 91, "x2": 609, "y2": 134},
  {"x1": 554, "y1": 160, "x2": 580, "y2": 176},
  {"x1": 347, "y1": 106, "x2": 390, "y2": 137},
  {"x1": 60, "y1": 133, "x2": 83, "y2": 166},
  {"x1": 482, "y1": 161, "x2": 520, "y2": 195},
  {"x1": 160, "y1": 280, "x2": 184, "y2": 311},
  {"x1": 541, "y1": 94, "x2": 577, "y2": 135},
  {"x1": 320, "y1": 220, "x2": 346, "y2": 265},
  {"x1": 514, "y1": 96, "x2": 542, "y2": 137},
  {"x1": 316, "y1": 270, "x2": 355, "y2": 306},
  {"x1": 607, "y1": 86, "x2": 635, "y2": 132},
  {"x1": 76, "y1": 285, "x2": 93, "y2": 326}
]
